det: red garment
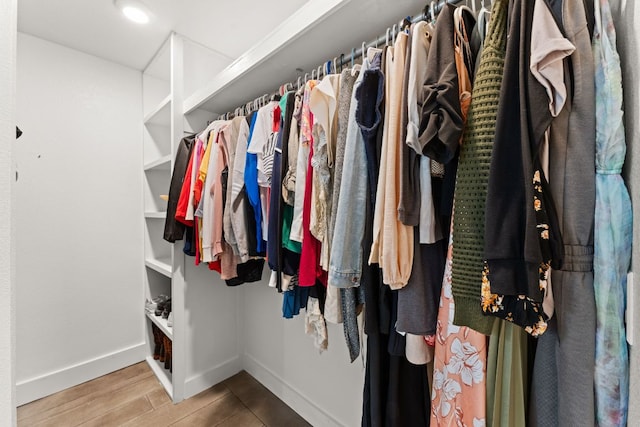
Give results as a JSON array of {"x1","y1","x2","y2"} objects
[
  {"x1": 175, "y1": 147, "x2": 195, "y2": 226},
  {"x1": 298, "y1": 140, "x2": 326, "y2": 287},
  {"x1": 192, "y1": 141, "x2": 209, "y2": 266},
  {"x1": 208, "y1": 260, "x2": 221, "y2": 273},
  {"x1": 193, "y1": 144, "x2": 206, "y2": 209}
]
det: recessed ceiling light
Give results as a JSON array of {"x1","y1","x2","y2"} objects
[{"x1": 114, "y1": 0, "x2": 151, "y2": 24}]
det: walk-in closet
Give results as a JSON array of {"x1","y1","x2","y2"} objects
[{"x1": 2, "y1": 0, "x2": 640, "y2": 426}]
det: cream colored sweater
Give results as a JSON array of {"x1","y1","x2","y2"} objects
[{"x1": 369, "y1": 32, "x2": 414, "y2": 289}]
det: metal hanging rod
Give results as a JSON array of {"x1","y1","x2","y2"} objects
[
  {"x1": 333, "y1": 0, "x2": 465, "y2": 69},
  {"x1": 216, "y1": 0, "x2": 467, "y2": 120}
]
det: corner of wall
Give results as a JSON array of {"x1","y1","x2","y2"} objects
[{"x1": 0, "y1": 0, "x2": 17, "y2": 425}]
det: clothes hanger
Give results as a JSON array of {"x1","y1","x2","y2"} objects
[
  {"x1": 351, "y1": 48, "x2": 356, "y2": 68},
  {"x1": 392, "y1": 23, "x2": 398, "y2": 44},
  {"x1": 339, "y1": 54, "x2": 345, "y2": 72},
  {"x1": 317, "y1": 65, "x2": 323, "y2": 80},
  {"x1": 430, "y1": 1, "x2": 436, "y2": 23},
  {"x1": 386, "y1": 27, "x2": 391, "y2": 46},
  {"x1": 304, "y1": 72, "x2": 309, "y2": 83},
  {"x1": 400, "y1": 16, "x2": 412, "y2": 32},
  {"x1": 458, "y1": 2, "x2": 475, "y2": 16},
  {"x1": 464, "y1": 0, "x2": 475, "y2": 15},
  {"x1": 361, "y1": 41, "x2": 366, "y2": 62},
  {"x1": 311, "y1": 69, "x2": 316, "y2": 81}
]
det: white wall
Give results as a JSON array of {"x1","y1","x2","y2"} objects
[
  {"x1": 183, "y1": 263, "x2": 243, "y2": 398},
  {"x1": 0, "y1": 1, "x2": 17, "y2": 425},
  {"x1": 610, "y1": 0, "x2": 640, "y2": 419},
  {"x1": 14, "y1": 33, "x2": 144, "y2": 405},
  {"x1": 241, "y1": 283, "x2": 365, "y2": 427}
]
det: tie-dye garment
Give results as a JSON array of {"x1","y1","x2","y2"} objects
[{"x1": 593, "y1": 0, "x2": 632, "y2": 425}]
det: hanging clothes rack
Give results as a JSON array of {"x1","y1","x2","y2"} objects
[
  {"x1": 331, "y1": 0, "x2": 466, "y2": 70},
  {"x1": 213, "y1": 0, "x2": 465, "y2": 120}
]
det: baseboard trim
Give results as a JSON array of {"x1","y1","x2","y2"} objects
[
  {"x1": 16, "y1": 342, "x2": 146, "y2": 406},
  {"x1": 184, "y1": 356, "x2": 242, "y2": 399},
  {"x1": 242, "y1": 353, "x2": 346, "y2": 427}
]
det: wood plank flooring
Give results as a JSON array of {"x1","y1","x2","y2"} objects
[{"x1": 18, "y1": 362, "x2": 311, "y2": 427}]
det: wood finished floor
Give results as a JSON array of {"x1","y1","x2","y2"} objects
[{"x1": 17, "y1": 362, "x2": 311, "y2": 427}]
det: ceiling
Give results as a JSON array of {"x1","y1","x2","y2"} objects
[{"x1": 17, "y1": 0, "x2": 310, "y2": 71}]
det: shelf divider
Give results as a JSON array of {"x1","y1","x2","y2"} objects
[
  {"x1": 145, "y1": 257, "x2": 172, "y2": 277},
  {"x1": 145, "y1": 211, "x2": 167, "y2": 219},
  {"x1": 146, "y1": 311, "x2": 173, "y2": 339},
  {"x1": 144, "y1": 95, "x2": 172, "y2": 125},
  {"x1": 144, "y1": 154, "x2": 171, "y2": 171}
]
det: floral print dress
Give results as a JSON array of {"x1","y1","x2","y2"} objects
[
  {"x1": 480, "y1": 168, "x2": 553, "y2": 337},
  {"x1": 431, "y1": 232, "x2": 487, "y2": 427}
]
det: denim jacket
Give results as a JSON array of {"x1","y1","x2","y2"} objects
[{"x1": 328, "y1": 51, "x2": 380, "y2": 288}]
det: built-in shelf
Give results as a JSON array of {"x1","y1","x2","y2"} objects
[
  {"x1": 145, "y1": 257, "x2": 172, "y2": 277},
  {"x1": 181, "y1": 0, "x2": 426, "y2": 117},
  {"x1": 182, "y1": 0, "x2": 346, "y2": 115},
  {"x1": 145, "y1": 356, "x2": 173, "y2": 398},
  {"x1": 145, "y1": 211, "x2": 167, "y2": 219},
  {"x1": 144, "y1": 154, "x2": 171, "y2": 171},
  {"x1": 144, "y1": 95, "x2": 172, "y2": 126},
  {"x1": 146, "y1": 311, "x2": 173, "y2": 339}
]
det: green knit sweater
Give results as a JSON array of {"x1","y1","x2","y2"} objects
[{"x1": 451, "y1": 0, "x2": 508, "y2": 335}]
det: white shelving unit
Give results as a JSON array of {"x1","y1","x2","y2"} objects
[
  {"x1": 142, "y1": 32, "x2": 238, "y2": 404},
  {"x1": 142, "y1": 34, "x2": 177, "y2": 401}
]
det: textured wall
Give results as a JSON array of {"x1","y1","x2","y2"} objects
[
  {"x1": 609, "y1": 0, "x2": 640, "y2": 419},
  {"x1": 0, "y1": 1, "x2": 17, "y2": 425}
]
